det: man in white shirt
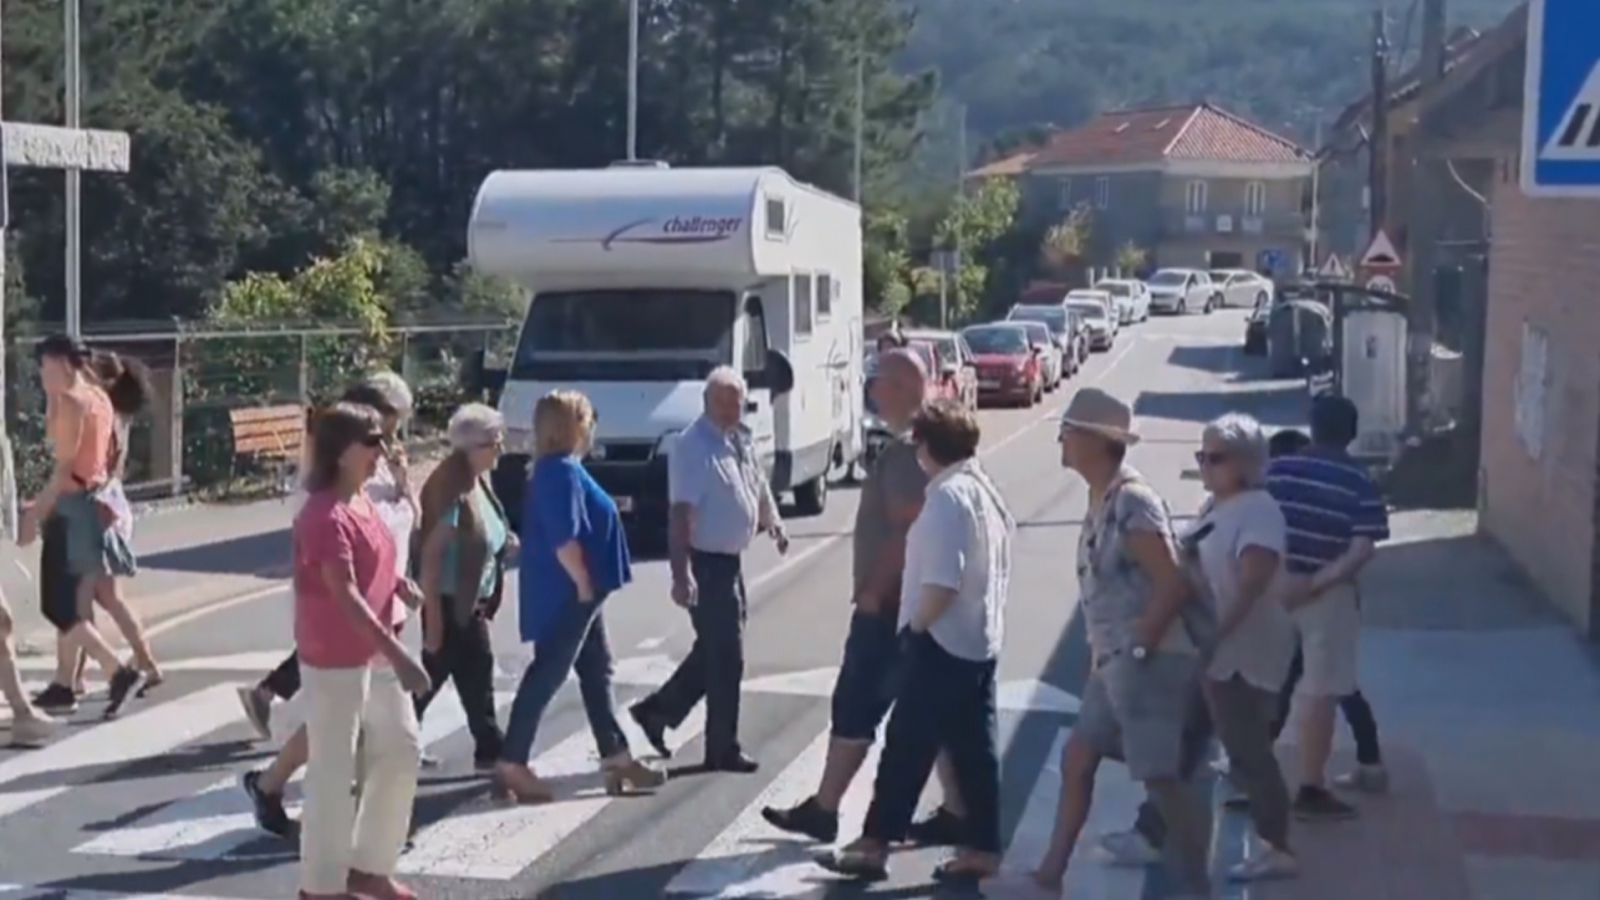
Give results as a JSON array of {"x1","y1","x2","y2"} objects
[{"x1": 813, "y1": 399, "x2": 1014, "y2": 884}]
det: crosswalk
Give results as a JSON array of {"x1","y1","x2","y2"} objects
[{"x1": 0, "y1": 659, "x2": 1187, "y2": 899}]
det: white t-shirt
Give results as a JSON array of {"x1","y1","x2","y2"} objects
[
  {"x1": 1190, "y1": 489, "x2": 1297, "y2": 690},
  {"x1": 291, "y1": 462, "x2": 415, "y2": 625},
  {"x1": 898, "y1": 460, "x2": 1014, "y2": 661}
]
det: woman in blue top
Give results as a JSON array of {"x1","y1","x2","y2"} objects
[{"x1": 496, "y1": 390, "x2": 664, "y2": 803}]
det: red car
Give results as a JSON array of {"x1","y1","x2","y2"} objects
[{"x1": 961, "y1": 323, "x2": 1042, "y2": 407}]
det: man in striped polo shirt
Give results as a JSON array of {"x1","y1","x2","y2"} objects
[{"x1": 1265, "y1": 396, "x2": 1389, "y2": 821}]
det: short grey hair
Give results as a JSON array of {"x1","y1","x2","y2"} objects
[
  {"x1": 1202, "y1": 413, "x2": 1269, "y2": 487},
  {"x1": 448, "y1": 402, "x2": 504, "y2": 450},
  {"x1": 705, "y1": 366, "x2": 746, "y2": 396},
  {"x1": 363, "y1": 371, "x2": 414, "y2": 417}
]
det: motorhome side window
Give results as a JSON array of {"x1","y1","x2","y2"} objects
[
  {"x1": 792, "y1": 273, "x2": 815, "y2": 338},
  {"x1": 764, "y1": 197, "x2": 786, "y2": 239},
  {"x1": 741, "y1": 296, "x2": 769, "y2": 374},
  {"x1": 816, "y1": 275, "x2": 833, "y2": 320}
]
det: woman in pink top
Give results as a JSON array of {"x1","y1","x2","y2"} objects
[{"x1": 294, "y1": 402, "x2": 430, "y2": 900}]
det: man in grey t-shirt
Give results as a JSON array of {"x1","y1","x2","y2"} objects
[{"x1": 763, "y1": 349, "x2": 964, "y2": 844}]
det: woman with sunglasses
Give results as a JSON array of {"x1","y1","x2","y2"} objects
[
  {"x1": 293, "y1": 402, "x2": 430, "y2": 900},
  {"x1": 1184, "y1": 412, "x2": 1299, "y2": 882}
]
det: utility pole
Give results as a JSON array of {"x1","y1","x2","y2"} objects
[
  {"x1": 64, "y1": 0, "x2": 81, "y2": 336},
  {"x1": 1407, "y1": 0, "x2": 1448, "y2": 434},
  {"x1": 1367, "y1": 8, "x2": 1389, "y2": 241},
  {"x1": 1310, "y1": 119, "x2": 1322, "y2": 270},
  {"x1": 852, "y1": 49, "x2": 864, "y2": 203},
  {"x1": 626, "y1": 0, "x2": 639, "y2": 160}
]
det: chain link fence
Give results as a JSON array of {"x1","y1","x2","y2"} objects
[{"x1": 6, "y1": 316, "x2": 518, "y2": 500}]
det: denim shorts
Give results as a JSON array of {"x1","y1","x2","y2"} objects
[
  {"x1": 57, "y1": 491, "x2": 137, "y2": 579},
  {"x1": 829, "y1": 611, "x2": 899, "y2": 740}
]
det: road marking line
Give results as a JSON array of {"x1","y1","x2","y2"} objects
[
  {"x1": 0, "y1": 685, "x2": 245, "y2": 821},
  {"x1": 397, "y1": 705, "x2": 707, "y2": 879}
]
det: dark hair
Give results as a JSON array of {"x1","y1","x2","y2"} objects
[
  {"x1": 876, "y1": 331, "x2": 908, "y2": 351},
  {"x1": 911, "y1": 398, "x2": 981, "y2": 466},
  {"x1": 35, "y1": 333, "x2": 92, "y2": 369},
  {"x1": 340, "y1": 382, "x2": 400, "y2": 418},
  {"x1": 90, "y1": 351, "x2": 155, "y2": 416},
  {"x1": 1309, "y1": 395, "x2": 1359, "y2": 448},
  {"x1": 1268, "y1": 428, "x2": 1311, "y2": 458},
  {"x1": 305, "y1": 403, "x2": 383, "y2": 493}
]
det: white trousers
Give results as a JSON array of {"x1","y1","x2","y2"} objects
[{"x1": 299, "y1": 663, "x2": 420, "y2": 894}]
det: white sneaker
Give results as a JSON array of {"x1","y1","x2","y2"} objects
[
  {"x1": 1091, "y1": 830, "x2": 1161, "y2": 867},
  {"x1": 1228, "y1": 846, "x2": 1300, "y2": 882},
  {"x1": 9, "y1": 712, "x2": 57, "y2": 748},
  {"x1": 1333, "y1": 765, "x2": 1389, "y2": 794}
]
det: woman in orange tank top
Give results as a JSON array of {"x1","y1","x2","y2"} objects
[{"x1": 19, "y1": 335, "x2": 143, "y2": 718}]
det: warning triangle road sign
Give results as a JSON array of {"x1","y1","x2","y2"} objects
[
  {"x1": 1316, "y1": 254, "x2": 1350, "y2": 278},
  {"x1": 1360, "y1": 229, "x2": 1401, "y2": 268}
]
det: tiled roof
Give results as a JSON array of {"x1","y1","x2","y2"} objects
[
  {"x1": 965, "y1": 151, "x2": 1039, "y2": 178},
  {"x1": 1027, "y1": 103, "x2": 1309, "y2": 168}
]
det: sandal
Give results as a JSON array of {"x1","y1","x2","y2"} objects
[
  {"x1": 812, "y1": 847, "x2": 889, "y2": 882},
  {"x1": 494, "y1": 763, "x2": 555, "y2": 805},
  {"x1": 932, "y1": 858, "x2": 999, "y2": 883}
]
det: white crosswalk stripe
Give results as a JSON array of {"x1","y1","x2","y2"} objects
[{"x1": 0, "y1": 664, "x2": 1156, "y2": 899}]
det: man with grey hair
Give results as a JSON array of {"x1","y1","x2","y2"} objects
[{"x1": 630, "y1": 366, "x2": 787, "y2": 773}]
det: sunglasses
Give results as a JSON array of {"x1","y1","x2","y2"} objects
[
  {"x1": 1194, "y1": 450, "x2": 1229, "y2": 466},
  {"x1": 357, "y1": 432, "x2": 385, "y2": 448}
]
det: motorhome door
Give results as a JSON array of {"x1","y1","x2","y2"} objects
[{"x1": 739, "y1": 295, "x2": 777, "y2": 472}]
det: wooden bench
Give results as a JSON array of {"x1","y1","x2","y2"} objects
[{"x1": 228, "y1": 405, "x2": 308, "y2": 488}]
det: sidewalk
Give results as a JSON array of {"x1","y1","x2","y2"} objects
[
  {"x1": 1252, "y1": 509, "x2": 1600, "y2": 899},
  {"x1": 2, "y1": 496, "x2": 298, "y2": 655}
]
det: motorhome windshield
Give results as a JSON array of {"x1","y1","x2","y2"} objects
[{"x1": 511, "y1": 289, "x2": 735, "y2": 381}]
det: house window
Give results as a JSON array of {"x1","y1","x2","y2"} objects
[
  {"x1": 1184, "y1": 180, "x2": 1207, "y2": 214},
  {"x1": 816, "y1": 274, "x2": 833, "y2": 320},
  {"x1": 793, "y1": 273, "x2": 814, "y2": 338},
  {"x1": 1245, "y1": 181, "x2": 1267, "y2": 216},
  {"x1": 1094, "y1": 177, "x2": 1110, "y2": 209},
  {"x1": 1056, "y1": 178, "x2": 1073, "y2": 211}
]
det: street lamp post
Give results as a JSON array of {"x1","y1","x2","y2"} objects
[
  {"x1": 64, "y1": 0, "x2": 80, "y2": 336},
  {"x1": 626, "y1": 0, "x2": 638, "y2": 160}
]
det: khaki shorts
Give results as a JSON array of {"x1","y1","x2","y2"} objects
[{"x1": 1291, "y1": 584, "x2": 1360, "y2": 697}]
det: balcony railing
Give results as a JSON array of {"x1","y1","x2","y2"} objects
[{"x1": 1163, "y1": 208, "x2": 1307, "y2": 239}]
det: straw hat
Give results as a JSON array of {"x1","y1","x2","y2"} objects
[{"x1": 1058, "y1": 387, "x2": 1140, "y2": 445}]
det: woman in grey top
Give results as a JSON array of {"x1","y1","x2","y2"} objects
[
  {"x1": 1186, "y1": 413, "x2": 1299, "y2": 881},
  {"x1": 992, "y1": 389, "x2": 1211, "y2": 899}
]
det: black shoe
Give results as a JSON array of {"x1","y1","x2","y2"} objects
[
  {"x1": 32, "y1": 683, "x2": 78, "y2": 714},
  {"x1": 705, "y1": 751, "x2": 759, "y2": 773},
  {"x1": 761, "y1": 796, "x2": 839, "y2": 842},
  {"x1": 103, "y1": 667, "x2": 141, "y2": 719},
  {"x1": 1293, "y1": 785, "x2": 1358, "y2": 821},
  {"x1": 241, "y1": 770, "x2": 298, "y2": 839},
  {"x1": 628, "y1": 703, "x2": 671, "y2": 758},
  {"x1": 906, "y1": 806, "x2": 965, "y2": 846}
]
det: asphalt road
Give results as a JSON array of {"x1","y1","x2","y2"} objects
[{"x1": 0, "y1": 308, "x2": 1308, "y2": 899}]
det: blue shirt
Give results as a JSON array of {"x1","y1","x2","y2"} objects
[
  {"x1": 668, "y1": 416, "x2": 766, "y2": 555},
  {"x1": 439, "y1": 486, "x2": 509, "y2": 600},
  {"x1": 518, "y1": 454, "x2": 633, "y2": 642},
  {"x1": 1264, "y1": 447, "x2": 1390, "y2": 575}
]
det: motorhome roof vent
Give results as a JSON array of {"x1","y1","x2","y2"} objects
[{"x1": 607, "y1": 159, "x2": 670, "y2": 169}]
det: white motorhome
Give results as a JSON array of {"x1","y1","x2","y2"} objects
[{"x1": 466, "y1": 163, "x2": 864, "y2": 531}]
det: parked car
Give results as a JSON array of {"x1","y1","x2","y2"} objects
[
  {"x1": 1006, "y1": 303, "x2": 1079, "y2": 378},
  {"x1": 1065, "y1": 289, "x2": 1119, "y2": 336},
  {"x1": 1211, "y1": 269, "x2": 1275, "y2": 308},
  {"x1": 1093, "y1": 278, "x2": 1152, "y2": 325},
  {"x1": 905, "y1": 328, "x2": 979, "y2": 410},
  {"x1": 1067, "y1": 297, "x2": 1116, "y2": 350},
  {"x1": 961, "y1": 322, "x2": 1043, "y2": 407},
  {"x1": 1243, "y1": 293, "x2": 1270, "y2": 355},
  {"x1": 1014, "y1": 320, "x2": 1063, "y2": 391},
  {"x1": 1146, "y1": 268, "x2": 1220, "y2": 314}
]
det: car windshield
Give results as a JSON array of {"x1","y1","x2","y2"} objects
[
  {"x1": 1148, "y1": 270, "x2": 1187, "y2": 286},
  {"x1": 1095, "y1": 282, "x2": 1132, "y2": 296},
  {"x1": 1019, "y1": 323, "x2": 1050, "y2": 345},
  {"x1": 962, "y1": 326, "x2": 1028, "y2": 354},
  {"x1": 1068, "y1": 300, "x2": 1106, "y2": 319},
  {"x1": 1008, "y1": 306, "x2": 1067, "y2": 332}
]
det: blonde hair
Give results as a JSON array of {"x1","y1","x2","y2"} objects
[{"x1": 533, "y1": 390, "x2": 595, "y2": 456}]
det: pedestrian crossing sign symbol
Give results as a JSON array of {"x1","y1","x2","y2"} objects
[{"x1": 1522, "y1": 0, "x2": 1600, "y2": 196}]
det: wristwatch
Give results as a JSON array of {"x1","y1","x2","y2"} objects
[{"x1": 1131, "y1": 645, "x2": 1149, "y2": 661}]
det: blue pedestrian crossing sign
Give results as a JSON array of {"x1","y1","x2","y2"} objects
[{"x1": 1522, "y1": 0, "x2": 1600, "y2": 196}]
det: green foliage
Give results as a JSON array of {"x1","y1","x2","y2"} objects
[
  {"x1": 1115, "y1": 242, "x2": 1150, "y2": 274},
  {"x1": 1039, "y1": 205, "x2": 1094, "y2": 276},
  {"x1": 915, "y1": 179, "x2": 1020, "y2": 321}
]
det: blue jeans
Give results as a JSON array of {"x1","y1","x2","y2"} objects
[{"x1": 501, "y1": 593, "x2": 629, "y2": 764}]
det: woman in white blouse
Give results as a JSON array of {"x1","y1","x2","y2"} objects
[{"x1": 1186, "y1": 412, "x2": 1299, "y2": 882}]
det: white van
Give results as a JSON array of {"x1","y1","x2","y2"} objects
[{"x1": 465, "y1": 163, "x2": 864, "y2": 531}]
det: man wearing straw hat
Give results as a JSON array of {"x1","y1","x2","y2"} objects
[{"x1": 992, "y1": 388, "x2": 1212, "y2": 899}]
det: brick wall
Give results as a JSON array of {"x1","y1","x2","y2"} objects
[{"x1": 1480, "y1": 162, "x2": 1600, "y2": 634}]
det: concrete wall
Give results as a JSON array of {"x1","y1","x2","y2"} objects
[{"x1": 1020, "y1": 170, "x2": 1164, "y2": 262}]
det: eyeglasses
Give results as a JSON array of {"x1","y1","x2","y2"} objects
[{"x1": 1194, "y1": 450, "x2": 1228, "y2": 466}]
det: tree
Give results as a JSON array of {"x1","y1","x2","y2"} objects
[
  {"x1": 1038, "y1": 204, "x2": 1094, "y2": 277},
  {"x1": 1115, "y1": 241, "x2": 1150, "y2": 275},
  {"x1": 915, "y1": 178, "x2": 1019, "y2": 321}
]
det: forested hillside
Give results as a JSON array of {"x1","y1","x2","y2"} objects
[{"x1": 904, "y1": 0, "x2": 1524, "y2": 147}]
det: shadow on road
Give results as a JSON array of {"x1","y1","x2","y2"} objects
[
  {"x1": 1165, "y1": 343, "x2": 1239, "y2": 375},
  {"x1": 139, "y1": 528, "x2": 290, "y2": 575},
  {"x1": 1135, "y1": 384, "x2": 1306, "y2": 428}
]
